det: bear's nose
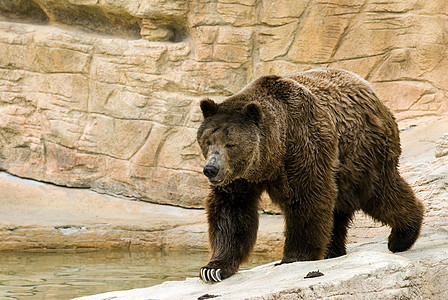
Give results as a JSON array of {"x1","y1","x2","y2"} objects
[{"x1": 203, "y1": 165, "x2": 219, "y2": 179}]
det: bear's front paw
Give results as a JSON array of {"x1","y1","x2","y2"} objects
[{"x1": 200, "y1": 267, "x2": 223, "y2": 283}]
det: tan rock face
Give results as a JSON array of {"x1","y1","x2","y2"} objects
[{"x1": 1, "y1": 0, "x2": 447, "y2": 208}]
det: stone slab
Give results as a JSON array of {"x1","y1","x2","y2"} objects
[{"x1": 74, "y1": 227, "x2": 448, "y2": 299}]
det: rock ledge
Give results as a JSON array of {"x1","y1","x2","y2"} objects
[{"x1": 75, "y1": 227, "x2": 448, "y2": 299}]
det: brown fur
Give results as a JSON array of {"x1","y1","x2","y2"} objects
[{"x1": 197, "y1": 68, "x2": 424, "y2": 282}]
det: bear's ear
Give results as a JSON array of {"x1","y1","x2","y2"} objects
[
  {"x1": 200, "y1": 98, "x2": 218, "y2": 118},
  {"x1": 243, "y1": 101, "x2": 263, "y2": 124}
]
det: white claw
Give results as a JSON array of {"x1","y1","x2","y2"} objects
[
  {"x1": 216, "y1": 269, "x2": 222, "y2": 282},
  {"x1": 210, "y1": 269, "x2": 218, "y2": 282},
  {"x1": 208, "y1": 269, "x2": 213, "y2": 282},
  {"x1": 206, "y1": 269, "x2": 210, "y2": 282},
  {"x1": 201, "y1": 268, "x2": 207, "y2": 282}
]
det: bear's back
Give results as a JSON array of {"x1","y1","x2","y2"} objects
[
  {"x1": 288, "y1": 68, "x2": 398, "y2": 146},
  {"x1": 288, "y1": 68, "x2": 389, "y2": 122},
  {"x1": 288, "y1": 68, "x2": 401, "y2": 184}
]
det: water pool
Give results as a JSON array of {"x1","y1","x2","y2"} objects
[{"x1": 0, "y1": 249, "x2": 275, "y2": 299}]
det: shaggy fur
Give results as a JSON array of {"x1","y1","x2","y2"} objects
[{"x1": 196, "y1": 68, "x2": 424, "y2": 283}]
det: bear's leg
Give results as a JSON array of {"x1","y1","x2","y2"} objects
[
  {"x1": 200, "y1": 183, "x2": 262, "y2": 283},
  {"x1": 279, "y1": 199, "x2": 334, "y2": 264},
  {"x1": 362, "y1": 172, "x2": 424, "y2": 253},
  {"x1": 326, "y1": 210, "x2": 354, "y2": 258}
]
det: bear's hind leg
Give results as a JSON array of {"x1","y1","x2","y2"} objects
[
  {"x1": 362, "y1": 172, "x2": 424, "y2": 253},
  {"x1": 326, "y1": 210, "x2": 354, "y2": 258}
]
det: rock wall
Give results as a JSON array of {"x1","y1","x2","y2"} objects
[{"x1": 1, "y1": 0, "x2": 447, "y2": 208}]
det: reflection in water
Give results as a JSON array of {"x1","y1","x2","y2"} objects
[{"x1": 0, "y1": 249, "x2": 275, "y2": 299}]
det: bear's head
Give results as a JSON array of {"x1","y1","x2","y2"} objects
[{"x1": 197, "y1": 98, "x2": 263, "y2": 186}]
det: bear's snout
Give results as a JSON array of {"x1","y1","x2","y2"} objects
[
  {"x1": 203, "y1": 152, "x2": 225, "y2": 184},
  {"x1": 203, "y1": 165, "x2": 219, "y2": 179}
]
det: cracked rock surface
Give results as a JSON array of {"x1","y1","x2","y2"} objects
[{"x1": 1, "y1": 0, "x2": 448, "y2": 208}]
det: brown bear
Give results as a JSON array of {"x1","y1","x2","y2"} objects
[{"x1": 196, "y1": 68, "x2": 424, "y2": 283}]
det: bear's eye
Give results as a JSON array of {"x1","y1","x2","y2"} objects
[
  {"x1": 206, "y1": 141, "x2": 212, "y2": 146},
  {"x1": 225, "y1": 144, "x2": 236, "y2": 149}
]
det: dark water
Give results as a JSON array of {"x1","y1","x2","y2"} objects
[{"x1": 0, "y1": 249, "x2": 274, "y2": 300}]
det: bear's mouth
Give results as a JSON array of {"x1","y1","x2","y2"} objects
[{"x1": 210, "y1": 179, "x2": 224, "y2": 185}]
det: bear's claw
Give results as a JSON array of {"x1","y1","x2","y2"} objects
[{"x1": 200, "y1": 267, "x2": 222, "y2": 283}]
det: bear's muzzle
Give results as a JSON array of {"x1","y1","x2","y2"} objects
[{"x1": 203, "y1": 151, "x2": 226, "y2": 184}]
